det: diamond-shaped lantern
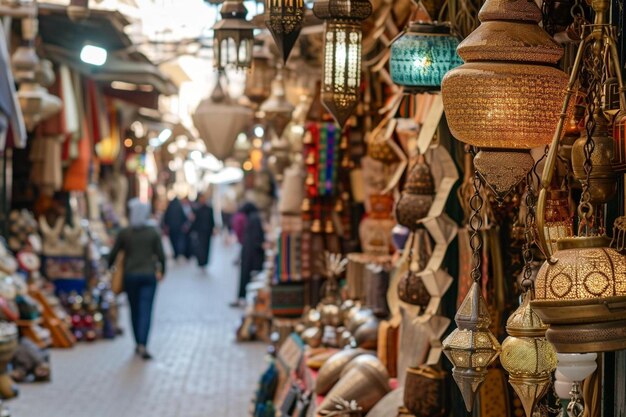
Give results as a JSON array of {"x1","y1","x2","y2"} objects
[
  {"x1": 443, "y1": 282, "x2": 501, "y2": 412},
  {"x1": 313, "y1": 0, "x2": 372, "y2": 128},
  {"x1": 213, "y1": 0, "x2": 255, "y2": 70},
  {"x1": 192, "y1": 77, "x2": 253, "y2": 161},
  {"x1": 265, "y1": 0, "x2": 306, "y2": 63},
  {"x1": 260, "y1": 69, "x2": 294, "y2": 136},
  {"x1": 501, "y1": 293, "x2": 557, "y2": 417}
]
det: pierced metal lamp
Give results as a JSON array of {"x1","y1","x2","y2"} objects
[
  {"x1": 265, "y1": 0, "x2": 306, "y2": 63},
  {"x1": 441, "y1": 0, "x2": 569, "y2": 199},
  {"x1": 390, "y1": 22, "x2": 462, "y2": 93},
  {"x1": 313, "y1": 0, "x2": 372, "y2": 128}
]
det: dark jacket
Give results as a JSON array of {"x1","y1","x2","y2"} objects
[{"x1": 108, "y1": 226, "x2": 166, "y2": 275}]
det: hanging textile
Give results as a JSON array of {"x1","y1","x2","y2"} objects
[{"x1": 0, "y1": 23, "x2": 25, "y2": 149}]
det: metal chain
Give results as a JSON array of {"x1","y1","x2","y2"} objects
[
  {"x1": 522, "y1": 176, "x2": 537, "y2": 292},
  {"x1": 469, "y1": 169, "x2": 484, "y2": 283}
]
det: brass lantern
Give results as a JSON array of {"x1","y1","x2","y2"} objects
[
  {"x1": 212, "y1": 0, "x2": 255, "y2": 70},
  {"x1": 501, "y1": 293, "x2": 557, "y2": 417},
  {"x1": 245, "y1": 48, "x2": 276, "y2": 105},
  {"x1": 441, "y1": 0, "x2": 569, "y2": 198},
  {"x1": 68, "y1": 0, "x2": 89, "y2": 22},
  {"x1": 265, "y1": 0, "x2": 306, "y2": 63},
  {"x1": 531, "y1": 236, "x2": 626, "y2": 353},
  {"x1": 313, "y1": 0, "x2": 372, "y2": 128},
  {"x1": 260, "y1": 69, "x2": 295, "y2": 136},
  {"x1": 443, "y1": 282, "x2": 501, "y2": 412}
]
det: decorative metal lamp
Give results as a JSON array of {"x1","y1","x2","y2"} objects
[
  {"x1": 260, "y1": 68, "x2": 295, "y2": 136},
  {"x1": 68, "y1": 0, "x2": 89, "y2": 22},
  {"x1": 244, "y1": 47, "x2": 276, "y2": 105},
  {"x1": 441, "y1": 0, "x2": 569, "y2": 199},
  {"x1": 313, "y1": 0, "x2": 372, "y2": 128},
  {"x1": 192, "y1": 74, "x2": 254, "y2": 160},
  {"x1": 443, "y1": 173, "x2": 501, "y2": 412},
  {"x1": 265, "y1": 0, "x2": 306, "y2": 63},
  {"x1": 501, "y1": 293, "x2": 557, "y2": 417},
  {"x1": 390, "y1": 22, "x2": 462, "y2": 93},
  {"x1": 556, "y1": 353, "x2": 597, "y2": 417},
  {"x1": 212, "y1": 0, "x2": 255, "y2": 70}
]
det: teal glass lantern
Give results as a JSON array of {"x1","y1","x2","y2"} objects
[{"x1": 390, "y1": 23, "x2": 462, "y2": 93}]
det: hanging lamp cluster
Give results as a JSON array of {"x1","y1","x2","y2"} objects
[{"x1": 313, "y1": 0, "x2": 372, "y2": 128}]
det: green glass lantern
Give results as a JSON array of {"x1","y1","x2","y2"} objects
[{"x1": 390, "y1": 22, "x2": 462, "y2": 93}]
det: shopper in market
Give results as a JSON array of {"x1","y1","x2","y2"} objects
[
  {"x1": 190, "y1": 191, "x2": 215, "y2": 271},
  {"x1": 108, "y1": 198, "x2": 166, "y2": 360},
  {"x1": 231, "y1": 202, "x2": 265, "y2": 307},
  {"x1": 162, "y1": 195, "x2": 189, "y2": 260}
]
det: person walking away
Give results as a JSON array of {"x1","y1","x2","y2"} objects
[
  {"x1": 181, "y1": 196, "x2": 195, "y2": 260},
  {"x1": 231, "y1": 202, "x2": 265, "y2": 307},
  {"x1": 162, "y1": 196, "x2": 187, "y2": 260},
  {"x1": 220, "y1": 186, "x2": 237, "y2": 244},
  {"x1": 109, "y1": 198, "x2": 165, "y2": 360},
  {"x1": 190, "y1": 193, "x2": 215, "y2": 271}
]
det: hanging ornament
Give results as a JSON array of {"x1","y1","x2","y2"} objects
[
  {"x1": 501, "y1": 294, "x2": 557, "y2": 417},
  {"x1": 245, "y1": 47, "x2": 276, "y2": 105},
  {"x1": 260, "y1": 68, "x2": 295, "y2": 136},
  {"x1": 443, "y1": 172, "x2": 501, "y2": 412},
  {"x1": 441, "y1": 0, "x2": 569, "y2": 200},
  {"x1": 395, "y1": 153, "x2": 435, "y2": 230},
  {"x1": 265, "y1": 0, "x2": 306, "y2": 63},
  {"x1": 313, "y1": 0, "x2": 372, "y2": 128},
  {"x1": 556, "y1": 353, "x2": 597, "y2": 417},
  {"x1": 390, "y1": 22, "x2": 462, "y2": 93},
  {"x1": 192, "y1": 74, "x2": 254, "y2": 160},
  {"x1": 212, "y1": 0, "x2": 255, "y2": 70}
]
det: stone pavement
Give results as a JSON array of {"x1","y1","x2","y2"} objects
[{"x1": 11, "y1": 240, "x2": 268, "y2": 417}]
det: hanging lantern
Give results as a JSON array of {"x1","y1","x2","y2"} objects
[
  {"x1": 244, "y1": 48, "x2": 276, "y2": 105},
  {"x1": 313, "y1": 0, "x2": 372, "y2": 128},
  {"x1": 556, "y1": 353, "x2": 597, "y2": 417},
  {"x1": 531, "y1": 236, "x2": 626, "y2": 353},
  {"x1": 192, "y1": 76, "x2": 254, "y2": 160},
  {"x1": 68, "y1": 0, "x2": 90, "y2": 22},
  {"x1": 501, "y1": 293, "x2": 557, "y2": 417},
  {"x1": 265, "y1": 0, "x2": 306, "y2": 63},
  {"x1": 212, "y1": 0, "x2": 255, "y2": 70},
  {"x1": 441, "y1": 0, "x2": 569, "y2": 198},
  {"x1": 443, "y1": 282, "x2": 501, "y2": 412},
  {"x1": 260, "y1": 69, "x2": 295, "y2": 136},
  {"x1": 390, "y1": 22, "x2": 462, "y2": 93}
]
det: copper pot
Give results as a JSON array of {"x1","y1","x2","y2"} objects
[{"x1": 316, "y1": 348, "x2": 371, "y2": 395}]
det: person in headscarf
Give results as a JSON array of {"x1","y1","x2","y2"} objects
[
  {"x1": 108, "y1": 198, "x2": 165, "y2": 360},
  {"x1": 231, "y1": 202, "x2": 265, "y2": 307},
  {"x1": 162, "y1": 195, "x2": 189, "y2": 260},
  {"x1": 190, "y1": 192, "x2": 215, "y2": 271}
]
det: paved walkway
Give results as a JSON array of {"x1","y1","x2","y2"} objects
[{"x1": 11, "y1": 240, "x2": 267, "y2": 417}]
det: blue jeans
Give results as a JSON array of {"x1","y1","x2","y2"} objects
[{"x1": 124, "y1": 274, "x2": 157, "y2": 346}]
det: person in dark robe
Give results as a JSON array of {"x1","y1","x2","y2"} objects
[
  {"x1": 190, "y1": 193, "x2": 215, "y2": 270},
  {"x1": 231, "y1": 202, "x2": 265, "y2": 307},
  {"x1": 162, "y1": 196, "x2": 188, "y2": 259}
]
